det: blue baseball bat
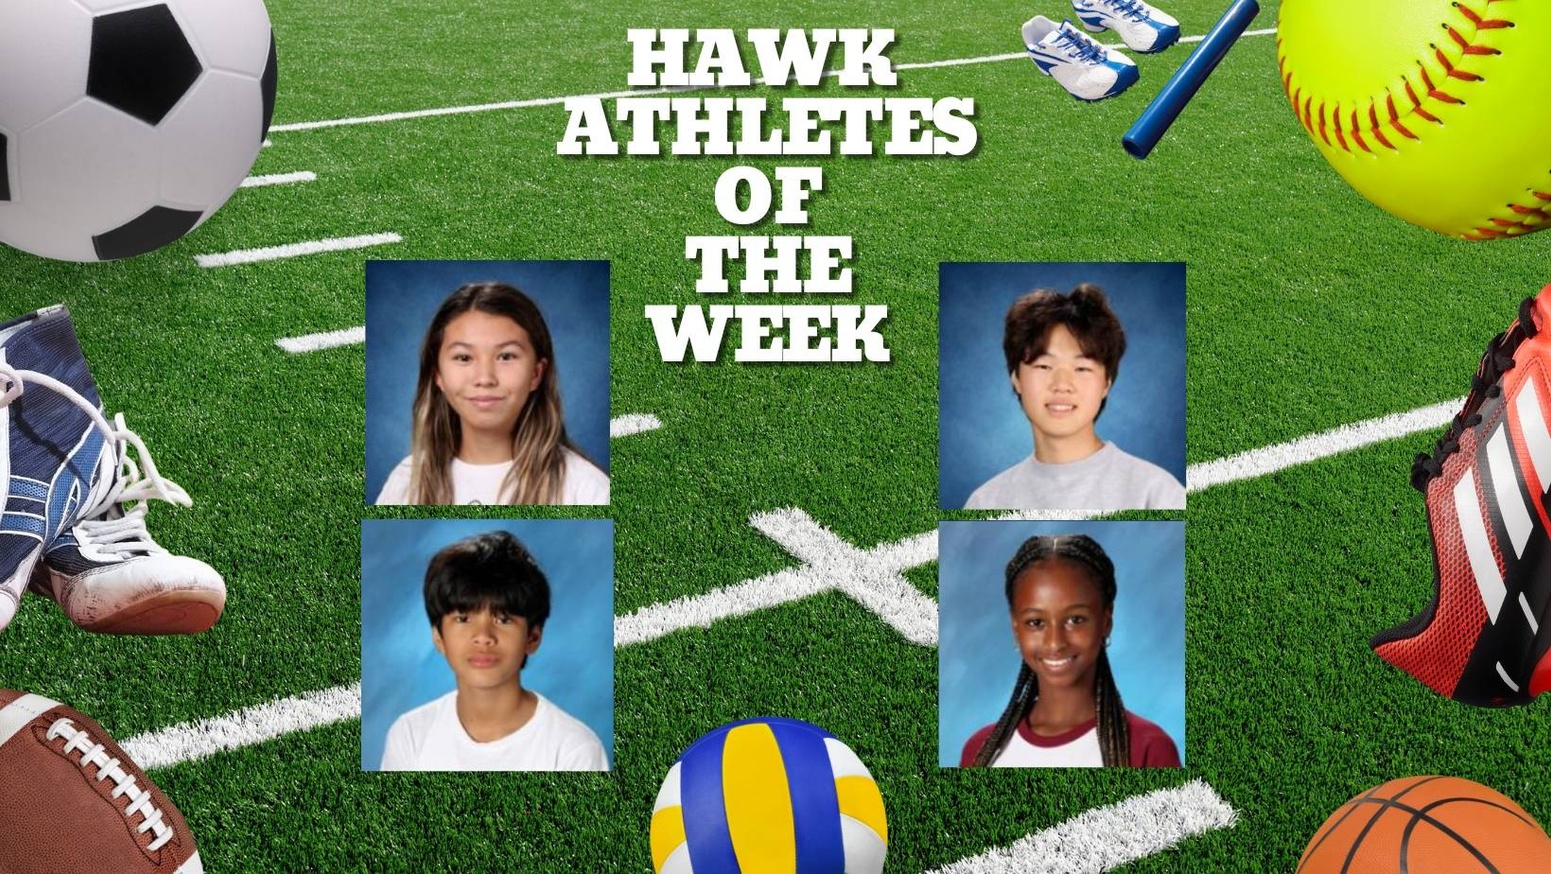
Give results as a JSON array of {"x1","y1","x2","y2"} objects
[{"x1": 1123, "y1": 0, "x2": 1260, "y2": 159}]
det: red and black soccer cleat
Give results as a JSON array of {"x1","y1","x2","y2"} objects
[{"x1": 1372, "y1": 287, "x2": 1551, "y2": 706}]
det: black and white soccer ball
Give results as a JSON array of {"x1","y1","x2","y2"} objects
[{"x1": 0, "y1": 0, "x2": 277, "y2": 262}]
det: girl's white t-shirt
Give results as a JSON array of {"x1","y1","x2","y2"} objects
[
  {"x1": 375, "y1": 447, "x2": 609, "y2": 505},
  {"x1": 990, "y1": 720, "x2": 1105, "y2": 767}
]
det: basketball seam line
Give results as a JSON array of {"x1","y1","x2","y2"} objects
[
  {"x1": 1300, "y1": 777, "x2": 1446, "y2": 873},
  {"x1": 1393, "y1": 795, "x2": 1523, "y2": 873}
]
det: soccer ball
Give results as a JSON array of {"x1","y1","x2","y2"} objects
[
  {"x1": 0, "y1": 0, "x2": 277, "y2": 262},
  {"x1": 650, "y1": 717, "x2": 888, "y2": 874}
]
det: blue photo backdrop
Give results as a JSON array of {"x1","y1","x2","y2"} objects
[
  {"x1": 360, "y1": 518, "x2": 615, "y2": 770},
  {"x1": 364, "y1": 260, "x2": 610, "y2": 502},
  {"x1": 938, "y1": 262, "x2": 1186, "y2": 508},
  {"x1": 938, "y1": 520, "x2": 1185, "y2": 767}
]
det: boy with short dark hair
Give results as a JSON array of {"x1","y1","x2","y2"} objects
[
  {"x1": 964, "y1": 283, "x2": 1185, "y2": 510},
  {"x1": 380, "y1": 530, "x2": 608, "y2": 771}
]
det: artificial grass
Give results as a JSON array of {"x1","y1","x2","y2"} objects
[{"x1": 1, "y1": 0, "x2": 1547, "y2": 869}]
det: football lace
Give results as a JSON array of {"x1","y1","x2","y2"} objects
[
  {"x1": 46, "y1": 718, "x2": 174, "y2": 852},
  {"x1": 1411, "y1": 297, "x2": 1540, "y2": 490}
]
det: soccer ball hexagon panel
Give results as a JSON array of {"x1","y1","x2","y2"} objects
[{"x1": 0, "y1": 0, "x2": 277, "y2": 262}]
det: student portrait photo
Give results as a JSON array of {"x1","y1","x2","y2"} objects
[
  {"x1": 938, "y1": 520, "x2": 1184, "y2": 768},
  {"x1": 939, "y1": 262, "x2": 1186, "y2": 511},
  {"x1": 361, "y1": 519, "x2": 613, "y2": 771},
  {"x1": 365, "y1": 260, "x2": 610, "y2": 506}
]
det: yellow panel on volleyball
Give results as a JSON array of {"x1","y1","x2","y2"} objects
[
  {"x1": 723, "y1": 722, "x2": 798, "y2": 873},
  {"x1": 651, "y1": 804, "x2": 688, "y2": 874},
  {"x1": 835, "y1": 775, "x2": 887, "y2": 843}
]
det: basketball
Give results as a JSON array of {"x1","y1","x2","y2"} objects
[{"x1": 1299, "y1": 776, "x2": 1551, "y2": 872}]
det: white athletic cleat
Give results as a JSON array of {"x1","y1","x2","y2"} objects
[
  {"x1": 1073, "y1": 0, "x2": 1180, "y2": 53},
  {"x1": 1023, "y1": 16, "x2": 1138, "y2": 102},
  {"x1": 29, "y1": 413, "x2": 225, "y2": 636}
]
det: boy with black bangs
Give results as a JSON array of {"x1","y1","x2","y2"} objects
[
  {"x1": 964, "y1": 284, "x2": 1185, "y2": 511},
  {"x1": 380, "y1": 530, "x2": 608, "y2": 771}
]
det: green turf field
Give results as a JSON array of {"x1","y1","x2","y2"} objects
[{"x1": 3, "y1": 0, "x2": 1550, "y2": 870}]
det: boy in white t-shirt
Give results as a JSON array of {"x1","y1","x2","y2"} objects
[{"x1": 380, "y1": 531, "x2": 608, "y2": 771}]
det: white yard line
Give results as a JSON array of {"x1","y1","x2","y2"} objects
[
  {"x1": 609, "y1": 413, "x2": 663, "y2": 438},
  {"x1": 614, "y1": 507, "x2": 939, "y2": 647},
  {"x1": 195, "y1": 233, "x2": 401, "y2": 268},
  {"x1": 1185, "y1": 398, "x2": 1461, "y2": 492},
  {"x1": 123, "y1": 684, "x2": 361, "y2": 770},
  {"x1": 927, "y1": 780, "x2": 1238, "y2": 874},
  {"x1": 128, "y1": 392, "x2": 1461, "y2": 771},
  {"x1": 240, "y1": 171, "x2": 316, "y2": 188},
  {"x1": 275, "y1": 325, "x2": 364, "y2": 353},
  {"x1": 268, "y1": 29, "x2": 1279, "y2": 134}
]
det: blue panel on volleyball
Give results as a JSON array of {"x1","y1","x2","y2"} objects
[{"x1": 768, "y1": 718, "x2": 845, "y2": 872}]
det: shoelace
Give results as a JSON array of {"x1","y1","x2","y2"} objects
[
  {"x1": 1412, "y1": 297, "x2": 1540, "y2": 490},
  {"x1": 0, "y1": 364, "x2": 191, "y2": 553},
  {"x1": 1106, "y1": 0, "x2": 1150, "y2": 23},
  {"x1": 1053, "y1": 26, "x2": 1107, "y2": 64},
  {"x1": 46, "y1": 718, "x2": 175, "y2": 853}
]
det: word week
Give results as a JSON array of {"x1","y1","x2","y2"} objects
[{"x1": 557, "y1": 29, "x2": 977, "y2": 364}]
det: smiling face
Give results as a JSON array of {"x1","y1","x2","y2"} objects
[
  {"x1": 1009, "y1": 558, "x2": 1113, "y2": 693},
  {"x1": 434, "y1": 310, "x2": 547, "y2": 448},
  {"x1": 1011, "y1": 324, "x2": 1111, "y2": 461},
  {"x1": 432, "y1": 604, "x2": 543, "y2": 692}
]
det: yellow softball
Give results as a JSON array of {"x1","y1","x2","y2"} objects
[{"x1": 1277, "y1": 0, "x2": 1551, "y2": 240}]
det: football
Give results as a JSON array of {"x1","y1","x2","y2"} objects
[
  {"x1": 0, "y1": 0, "x2": 277, "y2": 262},
  {"x1": 0, "y1": 688, "x2": 202, "y2": 873}
]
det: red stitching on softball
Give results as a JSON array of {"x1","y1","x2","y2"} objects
[
  {"x1": 1469, "y1": 189, "x2": 1551, "y2": 239},
  {"x1": 1280, "y1": 1, "x2": 1508, "y2": 154},
  {"x1": 1419, "y1": 65, "x2": 1465, "y2": 105},
  {"x1": 1386, "y1": 95, "x2": 1419, "y2": 140},
  {"x1": 1456, "y1": 3, "x2": 1511, "y2": 29},
  {"x1": 1435, "y1": 46, "x2": 1484, "y2": 82},
  {"x1": 1368, "y1": 105, "x2": 1395, "y2": 150},
  {"x1": 1349, "y1": 109, "x2": 1371, "y2": 153}
]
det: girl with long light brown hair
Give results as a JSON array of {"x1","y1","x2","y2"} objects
[{"x1": 375, "y1": 282, "x2": 607, "y2": 505}]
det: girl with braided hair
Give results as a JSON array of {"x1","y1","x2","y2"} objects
[{"x1": 959, "y1": 533, "x2": 1179, "y2": 767}]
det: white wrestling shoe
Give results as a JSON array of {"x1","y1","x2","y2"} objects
[{"x1": 30, "y1": 412, "x2": 225, "y2": 635}]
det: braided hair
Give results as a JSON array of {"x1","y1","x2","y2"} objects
[{"x1": 969, "y1": 534, "x2": 1130, "y2": 767}]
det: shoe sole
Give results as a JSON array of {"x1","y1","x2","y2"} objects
[{"x1": 76, "y1": 590, "x2": 224, "y2": 635}]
